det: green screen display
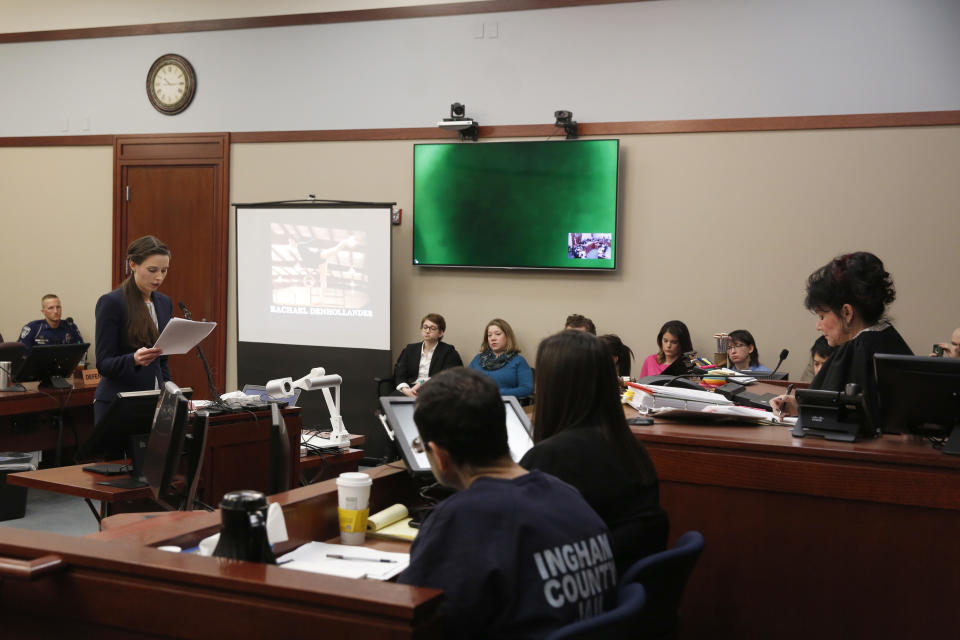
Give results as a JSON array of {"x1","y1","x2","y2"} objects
[{"x1": 413, "y1": 139, "x2": 619, "y2": 270}]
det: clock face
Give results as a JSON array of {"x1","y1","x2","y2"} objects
[{"x1": 147, "y1": 54, "x2": 196, "y2": 115}]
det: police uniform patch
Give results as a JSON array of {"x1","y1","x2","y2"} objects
[{"x1": 20, "y1": 325, "x2": 30, "y2": 339}]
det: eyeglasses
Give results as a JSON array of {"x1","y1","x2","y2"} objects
[
  {"x1": 727, "y1": 343, "x2": 749, "y2": 351},
  {"x1": 421, "y1": 324, "x2": 440, "y2": 332}
]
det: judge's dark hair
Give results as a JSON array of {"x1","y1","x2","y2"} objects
[
  {"x1": 420, "y1": 313, "x2": 446, "y2": 334},
  {"x1": 534, "y1": 331, "x2": 656, "y2": 483},
  {"x1": 810, "y1": 335, "x2": 835, "y2": 359},
  {"x1": 804, "y1": 251, "x2": 895, "y2": 325},
  {"x1": 565, "y1": 314, "x2": 597, "y2": 335},
  {"x1": 122, "y1": 236, "x2": 171, "y2": 349},
  {"x1": 656, "y1": 320, "x2": 693, "y2": 365},
  {"x1": 413, "y1": 367, "x2": 508, "y2": 467},
  {"x1": 728, "y1": 329, "x2": 760, "y2": 367},
  {"x1": 598, "y1": 334, "x2": 634, "y2": 377}
]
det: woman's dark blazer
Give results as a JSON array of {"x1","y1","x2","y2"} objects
[
  {"x1": 393, "y1": 341, "x2": 463, "y2": 387},
  {"x1": 93, "y1": 287, "x2": 173, "y2": 424}
]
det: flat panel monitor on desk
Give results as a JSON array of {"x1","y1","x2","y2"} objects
[
  {"x1": 875, "y1": 354, "x2": 960, "y2": 455},
  {"x1": 77, "y1": 387, "x2": 194, "y2": 463},
  {"x1": 14, "y1": 342, "x2": 89, "y2": 389},
  {"x1": 142, "y1": 381, "x2": 191, "y2": 502},
  {"x1": 379, "y1": 395, "x2": 533, "y2": 478}
]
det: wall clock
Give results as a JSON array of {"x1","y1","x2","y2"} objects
[{"x1": 146, "y1": 54, "x2": 196, "y2": 115}]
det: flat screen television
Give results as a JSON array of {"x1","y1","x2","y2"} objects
[
  {"x1": 875, "y1": 354, "x2": 960, "y2": 454},
  {"x1": 413, "y1": 139, "x2": 619, "y2": 270},
  {"x1": 379, "y1": 395, "x2": 534, "y2": 477}
]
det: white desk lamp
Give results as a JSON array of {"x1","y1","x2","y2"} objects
[{"x1": 265, "y1": 367, "x2": 350, "y2": 448}]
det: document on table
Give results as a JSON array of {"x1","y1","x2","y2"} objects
[
  {"x1": 627, "y1": 383, "x2": 732, "y2": 412},
  {"x1": 277, "y1": 541, "x2": 409, "y2": 580},
  {"x1": 651, "y1": 404, "x2": 798, "y2": 426},
  {"x1": 152, "y1": 318, "x2": 216, "y2": 355}
]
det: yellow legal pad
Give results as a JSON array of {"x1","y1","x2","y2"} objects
[{"x1": 366, "y1": 504, "x2": 419, "y2": 541}]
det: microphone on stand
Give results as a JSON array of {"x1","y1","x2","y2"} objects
[
  {"x1": 179, "y1": 302, "x2": 219, "y2": 400},
  {"x1": 770, "y1": 349, "x2": 789, "y2": 375}
]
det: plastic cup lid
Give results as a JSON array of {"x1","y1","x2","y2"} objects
[{"x1": 337, "y1": 471, "x2": 372, "y2": 487}]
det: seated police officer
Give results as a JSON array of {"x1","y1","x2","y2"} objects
[
  {"x1": 19, "y1": 294, "x2": 83, "y2": 356},
  {"x1": 397, "y1": 367, "x2": 617, "y2": 639}
]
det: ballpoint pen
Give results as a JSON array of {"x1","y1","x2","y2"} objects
[
  {"x1": 776, "y1": 384, "x2": 796, "y2": 420},
  {"x1": 326, "y1": 553, "x2": 397, "y2": 563}
]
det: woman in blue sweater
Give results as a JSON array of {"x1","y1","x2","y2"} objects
[{"x1": 467, "y1": 318, "x2": 533, "y2": 399}]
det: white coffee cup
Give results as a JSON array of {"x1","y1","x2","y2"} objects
[{"x1": 336, "y1": 472, "x2": 372, "y2": 545}]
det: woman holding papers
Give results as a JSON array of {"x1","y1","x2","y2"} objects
[
  {"x1": 771, "y1": 251, "x2": 912, "y2": 418},
  {"x1": 93, "y1": 235, "x2": 173, "y2": 423},
  {"x1": 520, "y1": 330, "x2": 668, "y2": 573},
  {"x1": 639, "y1": 320, "x2": 693, "y2": 377}
]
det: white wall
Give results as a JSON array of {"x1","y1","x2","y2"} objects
[{"x1": 1, "y1": 0, "x2": 958, "y2": 137}]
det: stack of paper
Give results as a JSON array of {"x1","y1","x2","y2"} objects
[
  {"x1": 277, "y1": 541, "x2": 409, "y2": 580},
  {"x1": 627, "y1": 383, "x2": 732, "y2": 413},
  {"x1": 654, "y1": 404, "x2": 797, "y2": 426}
]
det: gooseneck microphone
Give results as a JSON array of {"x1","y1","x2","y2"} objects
[
  {"x1": 179, "y1": 301, "x2": 219, "y2": 400},
  {"x1": 770, "y1": 349, "x2": 789, "y2": 375}
]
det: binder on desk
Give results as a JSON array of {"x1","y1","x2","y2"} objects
[{"x1": 626, "y1": 383, "x2": 732, "y2": 413}]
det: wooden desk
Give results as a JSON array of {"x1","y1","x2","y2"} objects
[
  {"x1": 8, "y1": 414, "x2": 372, "y2": 524},
  {"x1": 0, "y1": 379, "x2": 97, "y2": 462},
  {"x1": 0, "y1": 466, "x2": 442, "y2": 638},
  {"x1": 629, "y1": 404, "x2": 960, "y2": 639}
]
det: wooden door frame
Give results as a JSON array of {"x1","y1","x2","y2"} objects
[{"x1": 112, "y1": 132, "x2": 230, "y2": 391}]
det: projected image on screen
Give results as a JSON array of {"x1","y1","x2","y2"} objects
[
  {"x1": 567, "y1": 233, "x2": 611, "y2": 260},
  {"x1": 237, "y1": 206, "x2": 391, "y2": 350},
  {"x1": 413, "y1": 139, "x2": 619, "y2": 270},
  {"x1": 270, "y1": 225, "x2": 370, "y2": 312}
]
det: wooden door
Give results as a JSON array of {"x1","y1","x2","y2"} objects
[{"x1": 113, "y1": 134, "x2": 229, "y2": 399}]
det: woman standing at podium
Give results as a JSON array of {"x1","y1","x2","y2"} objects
[
  {"x1": 771, "y1": 251, "x2": 912, "y2": 418},
  {"x1": 93, "y1": 236, "x2": 173, "y2": 424},
  {"x1": 521, "y1": 330, "x2": 668, "y2": 573}
]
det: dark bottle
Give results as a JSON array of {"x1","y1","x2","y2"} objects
[{"x1": 212, "y1": 490, "x2": 276, "y2": 564}]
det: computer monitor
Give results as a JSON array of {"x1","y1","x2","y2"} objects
[
  {"x1": 379, "y1": 395, "x2": 534, "y2": 478},
  {"x1": 875, "y1": 354, "x2": 960, "y2": 455},
  {"x1": 142, "y1": 381, "x2": 191, "y2": 501},
  {"x1": 77, "y1": 387, "x2": 193, "y2": 461},
  {"x1": 14, "y1": 342, "x2": 89, "y2": 389}
]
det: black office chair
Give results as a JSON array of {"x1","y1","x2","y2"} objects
[
  {"x1": 544, "y1": 583, "x2": 647, "y2": 640},
  {"x1": 374, "y1": 375, "x2": 396, "y2": 398},
  {"x1": 618, "y1": 530, "x2": 705, "y2": 640}
]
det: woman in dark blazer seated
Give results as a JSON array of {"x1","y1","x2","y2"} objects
[
  {"x1": 393, "y1": 313, "x2": 463, "y2": 397},
  {"x1": 94, "y1": 236, "x2": 173, "y2": 424},
  {"x1": 771, "y1": 251, "x2": 912, "y2": 419},
  {"x1": 520, "y1": 330, "x2": 669, "y2": 574}
]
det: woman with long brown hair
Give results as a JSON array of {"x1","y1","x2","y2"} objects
[
  {"x1": 93, "y1": 236, "x2": 173, "y2": 423},
  {"x1": 520, "y1": 330, "x2": 668, "y2": 573}
]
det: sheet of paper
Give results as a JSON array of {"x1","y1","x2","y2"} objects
[
  {"x1": 277, "y1": 541, "x2": 409, "y2": 580},
  {"x1": 153, "y1": 317, "x2": 216, "y2": 355}
]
